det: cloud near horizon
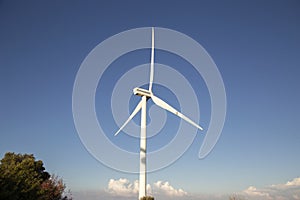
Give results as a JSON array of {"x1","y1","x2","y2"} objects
[
  {"x1": 72, "y1": 177, "x2": 300, "y2": 200},
  {"x1": 153, "y1": 181, "x2": 187, "y2": 196},
  {"x1": 107, "y1": 178, "x2": 139, "y2": 197},
  {"x1": 243, "y1": 177, "x2": 300, "y2": 200},
  {"x1": 107, "y1": 178, "x2": 187, "y2": 197}
]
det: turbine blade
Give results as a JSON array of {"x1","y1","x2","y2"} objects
[
  {"x1": 149, "y1": 27, "x2": 154, "y2": 92},
  {"x1": 151, "y1": 95, "x2": 203, "y2": 131},
  {"x1": 114, "y1": 100, "x2": 143, "y2": 136}
]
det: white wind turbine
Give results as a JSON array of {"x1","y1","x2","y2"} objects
[{"x1": 114, "y1": 27, "x2": 203, "y2": 200}]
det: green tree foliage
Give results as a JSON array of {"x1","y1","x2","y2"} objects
[
  {"x1": 140, "y1": 196, "x2": 155, "y2": 200},
  {"x1": 0, "y1": 152, "x2": 71, "y2": 200}
]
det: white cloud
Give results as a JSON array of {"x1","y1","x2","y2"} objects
[
  {"x1": 75, "y1": 177, "x2": 300, "y2": 200},
  {"x1": 107, "y1": 178, "x2": 138, "y2": 197},
  {"x1": 242, "y1": 177, "x2": 300, "y2": 200},
  {"x1": 285, "y1": 177, "x2": 300, "y2": 187},
  {"x1": 107, "y1": 178, "x2": 151, "y2": 197},
  {"x1": 106, "y1": 179, "x2": 186, "y2": 198},
  {"x1": 243, "y1": 186, "x2": 271, "y2": 198},
  {"x1": 153, "y1": 181, "x2": 187, "y2": 197}
]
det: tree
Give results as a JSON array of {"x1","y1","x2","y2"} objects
[
  {"x1": 40, "y1": 175, "x2": 70, "y2": 200},
  {"x1": 0, "y1": 152, "x2": 71, "y2": 200},
  {"x1": 140, "y1": 196, "x2": 155, "y2": 200}
]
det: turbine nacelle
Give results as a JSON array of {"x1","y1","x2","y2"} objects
[{"x1": 133, "y1": 87, "x2": 152, "y2": 98}]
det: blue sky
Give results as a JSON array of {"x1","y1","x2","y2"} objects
[{"x1": 1, "y1": 1, "x2": 300, "y2": 199}]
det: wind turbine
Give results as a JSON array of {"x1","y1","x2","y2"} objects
[{"x1": 114, "y1": 27, "x2": 203, "y2": 200}]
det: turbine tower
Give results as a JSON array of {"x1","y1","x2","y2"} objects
[{"x1": 114, "y1": 27, "x2": 203, "y2": 200}]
